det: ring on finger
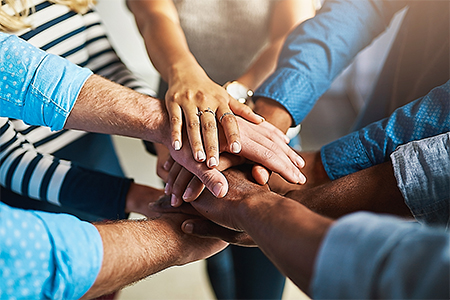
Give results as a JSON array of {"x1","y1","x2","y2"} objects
[
  {"x1": 202, "y1": 107, "x2": 215, "y2": 117},
  {"x1": 219, "y1": 111, "x2": 235, "y2": 123},
  {"x1": 196, "y1": 109, "x2": 203, "y2": 117}
]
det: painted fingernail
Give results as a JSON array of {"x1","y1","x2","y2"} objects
[
  {"x1": 231, "y1": 141, "x2": 241, "y2": 154},
  {"x1": 171, "y1": 194, "x2": 178, "y2": 206},
  {"x1": 208, "y1": 157, "x2": 218, "y2": 168},
  {"x1": 183, "y1": 187, "x2": 193, "y2": 201},
  {"x1": 173, "y1": 140, "x2": 181, "y2": 151},
  {"x1": 296, "y1": 156, "x2": 305, "y2": 168},
  {"x1": 196, "y1": 150, "x2": 206, "y2": 162},
  {"x1": 212, "y1": 182, "x2": 223, "y2": 197},
  {"x1": 184, "y1": 222, "x2": 194, "y2": 234}
]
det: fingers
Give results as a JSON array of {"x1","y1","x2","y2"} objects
[
  {"x1": 184, "y1": 106, "x2": 205, "y2": 162},
  {"x1": 182, "y1": 219, "x2": 256, "y2": 246},
  {"x1": 252, "y1": 164, "x2": 271, "y2": 185},
  {"x1": 217, "y1": 106, "x2": 241, "y2": 154},
  {"x1": 199, "y1": 107, "x2": 219, "y2": 168},
  {"x1": 166, "y1": 99, "x2": 183, "y2": 151},
  {"x1": 229, "y1": 99, "x2": 265, "y2": 124}
]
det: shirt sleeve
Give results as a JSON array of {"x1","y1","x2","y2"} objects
[
  {"x1": 0, "y1": 118, "x2": 131, "y2": 220},
  {"x1": 321, "y1": 80, "x2": 450, "y2": 179},
  {"x1": 254, "y1": 0, "x2": 406, "y2": 125},
  {"x1": 390, "y1": 132, "x2": 450, "y2": 227},
  {"x1": 0, "y1": 32, "x2": 93, "y2": 130},
  {"x1": 312, "y1": 212, "x2": 450, "y2": 299},
  {"x1": 0, "y1": 201, "x2": 103, "y2": 299}
]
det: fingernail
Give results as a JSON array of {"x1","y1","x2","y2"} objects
[
  {"x1": 196, "y1": 150, "x2": 206, "y2": 162},
  {"x1": 261, "y1": 171, "x2": 269, "y2": 184},
  {"x1": 208, "y1": 157, "x2": 218, "y2": 168},
  {"x1": 296, "y1": 156, "x2": 305, "y2": 168},
  {"x1": 212, "y1": 182, "x2": 223, "y2": 197},
  {"x1": 183, "y1": 187, "x2": 193, "y2": 200},
  {"x1": 231, "y1": 141, "x2": 241, "y2": 154},
  {"x1": 254, "y1": 113, "x2": 265, "y2": 122},
  {"x1": 163, "y1": 160, "x2": 171, "y2": 171},
  {"x1": 284, "y1": 135, "x2": 290, "y2": 144},
  {"x1": 173, "y1": 140, "x2": 181, "y2": 151},
  {"x1": 171, "y1": 194, "x2": 178, "y2": 206},
  {"x1": 298, "y1": 173, "x2": 307, "y2": 184},
  {"x1": 164, "y1": 183, "x2": 170, "y2": 195},
  {"x1": 184, "y1": 222, "x2": 194, "y2": 234}
]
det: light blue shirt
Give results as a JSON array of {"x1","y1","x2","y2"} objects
[
  {"x1": 313, "y1": 212, "x2": 449, "y2": 299},
  {"x1": 0, "y1": 32, "x2": 102, "y2": 298},
  {"x1": 0, "y1": 32, "x2": 92, "y2": 130},
  {"x1": 391, "y1": 132, "x2": 450, "y2": 227}
]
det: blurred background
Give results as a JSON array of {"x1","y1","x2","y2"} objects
[{"x1": 94, "y1": 0, "x2": 405, "y2": 299}]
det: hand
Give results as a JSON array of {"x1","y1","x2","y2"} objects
[
  {"x1": 150, "y1": 195, "x2": 256, "y2": 247},
  {"x1": 125, "y1": 182, "x2": 166, "y2": 219},
  {"x1": 268, "y1": 151, "x2": 330, "y2": 195},
  {"x1": 154, "y1": 165, "x2": 270, "y2": 231},
  {"x1": 165, "y1": 117, "x2": 306, "y2": 204},
  {"x1": 166, "y1": 64, "x2": 264, "y2": 166}
]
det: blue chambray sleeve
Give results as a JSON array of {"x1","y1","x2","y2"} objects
[
  {"x1": 390, "y1": 132, "x2": 450, "y2": 227},
  {"x1": 0, "y1": 32, "x2": 92, "y2": 130},
  {"x1": 312, "y1": 212, "x2": 450, "y2": 299},
  {"x1": 0, "y1": 202, "x2": 103, "y2": 299},
  {"x1": 254, "y1": 0, "x2": 404, "y2": 125},
  {"x1": 321, "y1": 80, "x2": 450, "y2": 179}
]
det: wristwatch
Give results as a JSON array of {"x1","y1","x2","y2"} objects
[{"x1": 224, "y1": 81, "x2": 254, "y2": 104}]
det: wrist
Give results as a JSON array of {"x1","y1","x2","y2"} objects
[{"x1": 253, "y1": 97, "x2": 293, "y2": 132}]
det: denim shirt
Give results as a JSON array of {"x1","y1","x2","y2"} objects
[
  {"x1": 320, "y1": 80, "x2": 450, "y2": 179},
  {"x1": 0, "y1": 33, "x2": 101, "y2": 298},
  {"x1": 0, "y1": 32, "x2": 92, "y2": 130},
  {"x1": 255, "y1": 0, "x2": 407, "y2": 125}
]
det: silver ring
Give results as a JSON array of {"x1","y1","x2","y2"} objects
[
  {"x1": 202, "y1": 107, "x2": 215, "y2": 117},
  {"x1": 219, "y1": 112, "x2": 235, "y2": 123},
  {"x1": 196, "y1": 110, "x2": 203, "y2": 117}
]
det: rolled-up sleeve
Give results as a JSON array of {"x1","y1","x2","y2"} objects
[
  {"x1": 0, "y1": 32, "x2": 92, "y2": 130},
  {"x1": 0, "y1": 202, "x2": 102, "y2": 299},
  {"x1": 390, "y1": 132, "x2": 450, "y2": 226},
  {"x1": 312, "y1": 212, "x2": 450, "y2": 299}
]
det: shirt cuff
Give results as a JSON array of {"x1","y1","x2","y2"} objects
[
  {"x1": 390, "y1": 132, "x2": 450, "y2": 226},
  {"x1": 254, "y1": 68, "x2": 316, "y2": 125},
  {"x1": 23, "y1": 53, "x2": 92, "y2": 131},
  {"x1": 320, "y1": 131, "x2": 373, "y2": 180},
  {"x1": 33, "y1": 210, "x2": 103, "y2": 299}
]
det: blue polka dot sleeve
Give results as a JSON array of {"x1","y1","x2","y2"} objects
[
  {"x1": 321, "y1": 80, "x2": 450, "y2": 180},
  {"x1": 0, "y1": 202, "x2": 103, "y2": 299},
  {"x1": 0, "y1": 32, "x2": 92, "y2": 131}
]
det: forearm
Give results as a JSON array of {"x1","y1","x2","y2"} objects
[
  {"x1": 234, "y1": 192, "x2": 332, "y2": 293},
  {"x1": 127, "y1": 0, "x2": 202, "y2": 82},
  {"x1": 285, "y1": 162, "x2": 411, "y2": 219},
  {"x1": 64, "y1": 74, "x2": 169, "y2": 145},
  {"x1": 83, "y1": 219, "x2": 179, "y2": 299}
]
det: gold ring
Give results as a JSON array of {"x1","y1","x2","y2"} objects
[{"x1": 219, "y1": 112, "x2": 235, "y2": 123}]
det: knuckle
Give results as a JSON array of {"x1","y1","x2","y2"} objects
[
  {"x1": 188, "y1": 120, "x2": 200, "y2": 130},
  {"x1": 195, "y1": 91, "x2": 207, "y2": 103},
  {"x1": 199, "y1": 171, "x2": 215, "y2": 187},
  {"x1": 171, "y1": 115, "x2": 182, "y2": 126},
  {"x1": 202, "y1": 121, "x2": 217, "y2": 131},
  {"x1": 206, "y1": 145, "x2": 217, "y2": 152}
]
